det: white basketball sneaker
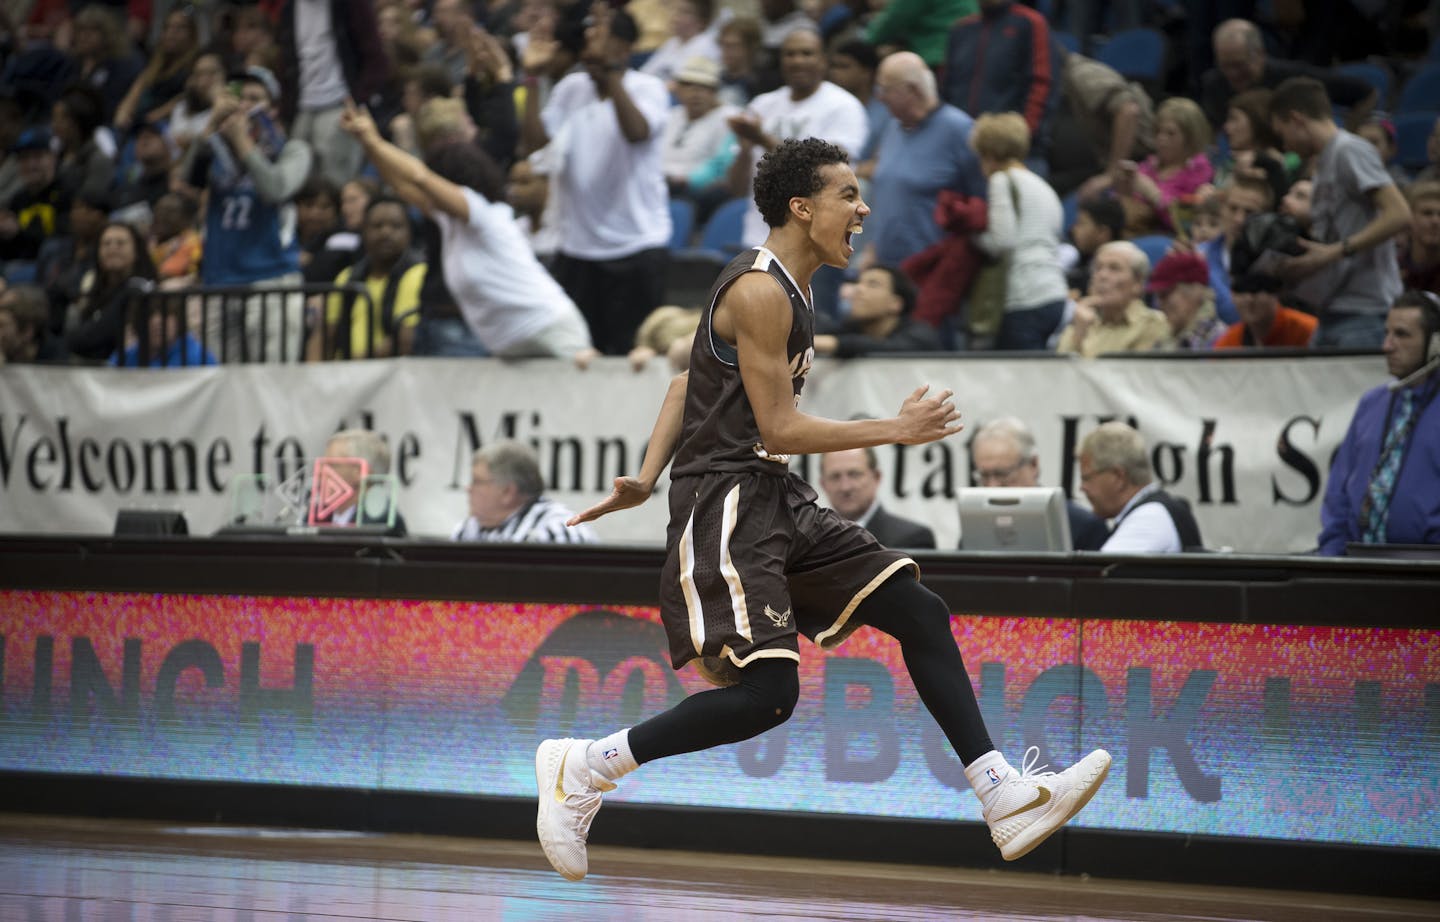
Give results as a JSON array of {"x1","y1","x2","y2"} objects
[
  {"x1": 984, "y1": 746, "x2": 1112, "y2": 861},
  {"x1": 535, "y1": 738, "x2": 616, "y2": 881}
]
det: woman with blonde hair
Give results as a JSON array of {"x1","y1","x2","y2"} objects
[
  {"x1": 969, "y1": 112, "x2": 1070, "y2": 350},
  {"x1": 1087, "y1": 96, "x2": 1215, "y2": 236}
]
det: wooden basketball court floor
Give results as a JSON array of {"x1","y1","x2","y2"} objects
[{"x1": 0, "y1": 814, "x2": 1432, "y2": 922}]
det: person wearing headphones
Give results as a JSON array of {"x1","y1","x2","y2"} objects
[{"x1": 1318, "y1": 290, "x2": 1440, "y2": 554}]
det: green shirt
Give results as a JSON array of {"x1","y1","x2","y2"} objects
[{"x1": 866, "y1": 0, "x2": 977, "y2": 68}]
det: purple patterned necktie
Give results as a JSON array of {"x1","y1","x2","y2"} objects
[{"x1": 1361, "y1": 389, "x2": 1417, "y2": 544}]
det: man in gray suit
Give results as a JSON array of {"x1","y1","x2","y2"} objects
[{"x1": 819, "y1": 447, "x2": 936, "y2": 549}]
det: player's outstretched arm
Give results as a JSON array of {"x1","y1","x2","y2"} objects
[
  {"x1": 567, "y1": 371, "x2": 689, "y2": 526},
  {"x1": 722, "y1": 275, "x2": 963, "y2": 455}
]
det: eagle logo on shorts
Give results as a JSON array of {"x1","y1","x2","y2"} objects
[{"x1": 763, "y1": 604, "x2": 792, "y2": 628}]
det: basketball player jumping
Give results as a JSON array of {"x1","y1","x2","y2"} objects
[{"x1": 537, "y1": 138, "x2": 1111, "y2": 881}]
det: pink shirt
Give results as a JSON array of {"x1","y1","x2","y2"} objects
[{"x1": 1138, "y1": 153, "x2": 1214, "y2": 230}]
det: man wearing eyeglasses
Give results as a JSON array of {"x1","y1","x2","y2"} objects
[
  {"x1": 1076, "y1": 421, "x2": 1204, "y2": 553},
  {"x1": 970, "y1": 417, "x2": 1108, "y2": 550}
]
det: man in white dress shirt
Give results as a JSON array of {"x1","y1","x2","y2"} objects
[{"x1": 1077, "y1": 421, "x2": 1203, "y2": 553}]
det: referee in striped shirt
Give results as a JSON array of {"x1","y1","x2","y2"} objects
[{"x1": 452, "y1": 441, "x2": 597, "y2": 543}]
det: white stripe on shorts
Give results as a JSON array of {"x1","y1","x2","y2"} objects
[
  {"x1": 679, "y1": 508, "x2": 705, "y2": 656},
  {"x1": 718, "y1": 483, "x2": 752, "y2": 643}
]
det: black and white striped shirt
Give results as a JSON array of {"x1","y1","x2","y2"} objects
[{"x1": 451, "y1": 496, "x2": 597, "y2": 544}]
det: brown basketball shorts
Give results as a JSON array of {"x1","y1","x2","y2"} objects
[{"x1": 659, "y1": 471, "x2": 918, "y2": 679}]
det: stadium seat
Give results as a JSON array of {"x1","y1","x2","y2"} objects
[
  {"x1": 1053, "y1": 30, "x2": 1080, "y2": 55},
  {"x1": 1335, "y1": 62, "x2": 1392, "y2": 108},
  {"x1": 1062, "y1": 191, "x2": 1079, "y2": 235},
  {"x1": 1096, "y1": 28, "x2": 1166, "y2": 84},
  {"x1": 697, "y1": 197, "x2": 749, "y2": 259},
  {"x1": 2, "y1": 261, "x2": 37, "y2": 285},
  {"x1": 1397, "y1": 63, "x2": 1440, "y2": 115},
  {"x1": 668, "y1": 198, "x2": 695, "y2": 250},
  {"x1": 1130, "y1": 234, "x2": 1173, "y2": 271},
  {"x1": 1394, "y1": 112, "x2": 1436, "y2": 172},
  {"x1": 665, "y1": 198, "x2": 752, "y2": 304}
]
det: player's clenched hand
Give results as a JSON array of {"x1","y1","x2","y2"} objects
[
  {"x1": 567, "y1": 476, "x2": 653, "y2": 526},
  {"x1": 895, "y1": 385, "x2": 963, "y2": 445}
]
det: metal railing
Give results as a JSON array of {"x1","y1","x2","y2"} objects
[{"x1": 120, "y1": 282, "x2": 403, "y2": 366}]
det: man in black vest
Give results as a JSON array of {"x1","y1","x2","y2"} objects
[{"x1": 1077, "y1": 421, "x2": 1203, "y2": 552}]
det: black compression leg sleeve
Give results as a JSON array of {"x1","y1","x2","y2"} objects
[
  {"x1": 852, "y1": 573, "x2": 995, "y2": 765},
  {"x1": 627, "y1": 657, "x2": 800, "y2": 765}
]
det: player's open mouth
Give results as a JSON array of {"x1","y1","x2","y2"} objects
[{"x1": 845, "y1": 223, "x2": 863, "y2": 248}]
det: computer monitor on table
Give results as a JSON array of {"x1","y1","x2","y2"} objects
[{"x1": 958, "y1": 487, "x2": 1072, "y2": 552}]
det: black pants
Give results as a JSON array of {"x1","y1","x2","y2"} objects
[
  {"x1": 553, "y1": 247, "x2": 669, "y2": 356},
  {"x1": 629, "y1": 573, "x2": 994, "y2": 766}
]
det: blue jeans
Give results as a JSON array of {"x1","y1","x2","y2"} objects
[
  {"x1": 413, "y1": 316, "x2": 489, "y2": 357},
  {"x1": 996, "y1": 301, "x2": 1066, "y2": 351},
  {"x1": 1314, "y1": 312, "x2": 1386, "y2": 349}
]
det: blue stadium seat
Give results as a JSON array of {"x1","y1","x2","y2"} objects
[
  {"x1": 668, "y1": 198, "x2": 695, "y2": 250},
  {"x1": 1397, "y1": 63, "x2": 1440, "y2": 115},
  {"x1": 1394, "y1": 111, "x2": 1436, "y2": 172},
  {"x1": 1335, "y1": 62, "x2": 1392, "y2": 108},
  {"x1": 1053, "y1": 30, "x2": 1080, "y2": 55},
  {"x1": 2, "y1": 261, "x2": 37, "y2": 285},
  {"x1": 697, "y1": 197, "x2": 749, "y2": 258},
  {"x1": 1096, "y1": 28, "x2": 1165, "y2": 84},
  {"x1": 1130, "y1": 234, "x2": 1173, "y2": 271},
  {"x1": 1062, "y1": 191, "x2": 1079, "y2": 235}
]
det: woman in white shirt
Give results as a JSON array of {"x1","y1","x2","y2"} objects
[
  {"x1": 340, "y1": 101, "x2": 597, "y2": 365},
  {"x1": 971, "y1": 112, "x2": 1070, "y2": 351}
]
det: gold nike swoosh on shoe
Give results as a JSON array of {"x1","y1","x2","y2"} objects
[
  {"x1": 996, "y1": 786, "x2": 1051, "y2": 822},
  {"x1": 554, "y1": 748, "x2": 569, "y2": 804}
]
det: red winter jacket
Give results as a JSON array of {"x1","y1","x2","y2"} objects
[{"x1": 900, "y1": 191, "x2": 989, "y2": 328}]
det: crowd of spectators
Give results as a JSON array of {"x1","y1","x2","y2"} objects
[{"x1": 0, "y1": 1, "x2": 1437, "y2": 368}]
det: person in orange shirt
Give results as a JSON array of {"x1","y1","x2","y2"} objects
[
  {"x1": 1213, "y1": 271, "x2": 1317, "y2": 348},
  {"x1": 148, "y1": 192, "x2": 203, "y2": 286}
]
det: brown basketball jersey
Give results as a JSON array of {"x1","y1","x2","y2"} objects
[{"x1": 672, "y1": 248, "x2": 815, "y2": 479}]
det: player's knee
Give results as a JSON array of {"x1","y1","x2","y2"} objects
[
  {"x1": 912, "y1": 587, "x2": 953, "y2": 636},
  {"x1": 865, "y1": 579, "x2": 953, "y2": 645},
  {"x1": 740, "y1": 661, "x2": 799, "y2": 730}
]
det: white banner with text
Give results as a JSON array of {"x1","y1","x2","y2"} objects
[{"x1": 0, "y1": 354, "x2": 1382, "y2": 553}]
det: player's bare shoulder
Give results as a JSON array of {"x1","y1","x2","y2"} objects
[{"x1": 713, "y1": 270, "x2": 791, "y2": 346}]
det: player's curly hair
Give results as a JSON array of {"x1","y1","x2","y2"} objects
[{"x1": 753, "y1": 137, "x2": 849, "y2": 229}]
